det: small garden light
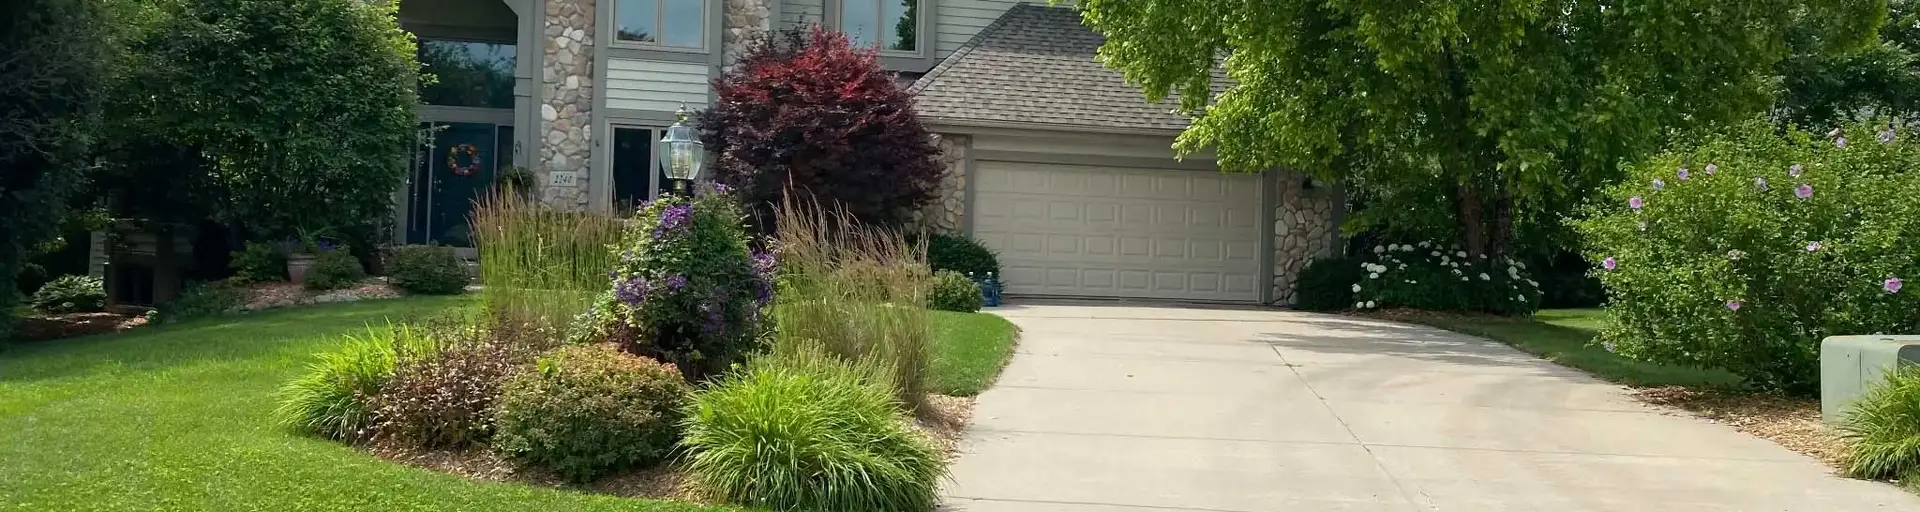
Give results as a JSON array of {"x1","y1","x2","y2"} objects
[{"x1": 659, "y1": 105, "x2": 705, "y2": 194}]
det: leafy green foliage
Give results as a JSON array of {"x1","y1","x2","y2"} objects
[
  {"x1": 230, "y1": 241, "x2": 286, "y2": 283},
  {"x1": 1351, "y1": 241, "x2": 1543, "y2": 316},
  {"x1": 1840, "y1": 365, "x2": 1920, "y2": 480},
  {"x1": 682, "y1": 342, "x2": 945, "y2": 511},
  {"x1": 305, "y1": 249, "x2": 367, "y2": 291},
  {"x1": 96, "y1": 0, "x2": 419, "y2": 239},
  {"x1": 492, "y1": 344, "x2": 691, "y2": 482},
  {"x1": 28, "y1": 275, "x2": 105, "y2": 314},
  {"x1": 578, "y1": 191, "x2": 769, "y2": 381},
  {"x1": 1577, "y1": 120, "x2": 1920, "y2": 395},
  {"x1": 928, "y1": 270, "x2": 983, "y2": 313},
  {"x1": 151, "y1": 280, "x2": 245, "y2": 324},
  {"x1": 368, "y1": 322, "x2": 552, "y2": 448},
  {"x1": 772, "y1": 198, "x2": 933, "y2": 403},
  {"x1": 1075, "y1": 0, "x2": 1885, "y2": 255},
  {"x1": 922, "y1": 233, "x2": 998, "y2": 279},
  {"x1": 388, "y1": 245, "x2": 469, "y2": 295},
  {"x1": 274, "y1": 323, "x2": 432, "y2": 440},
  {"x1": 1291, "y1": 256, "x2": 1363, "y2": 311},
  {"x1": 1, "y1": 0, "x2": 113, "y2": 339},
  {"x1": 1778, "y1": 0, "x2": 1920, "y2": 128}
]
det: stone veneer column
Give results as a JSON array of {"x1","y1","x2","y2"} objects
[
  {"x1": 914, "y1": 134, "x2": 968, "y2": 234},
  {"x1": 540, "y1": 0, "x2": 595, "y2": 209},
  {"x1": 723, "y1": 0, "x2": 773, "y2": 67},
  {"x1": 1272, "y1": 172, "x2": 1339, "y2": 305}
]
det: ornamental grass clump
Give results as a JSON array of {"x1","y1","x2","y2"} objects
[
  {"x1": 681, "y1": 341, "x2": 945, "y2": 511},
  {"x1": 1577, "y1": 119, "x2": 1920, "y2": 395},
  {"x1": 574, "y1": 187, "x2": 770, "y2": 381},
  {"x1": 1840, "y1": 366, "x2": 1920, "y2": 481},
  {"x1": 471, "y1": 191, "x2": 624, "y2": 331},
  {"x1": 772, "y1": 195, "x2": 934, "y2": 404},
  {"x1": 275, "y1": 322, "x2": 435, "y2": 440},
  {"x1": 1348, "y1": 240, "x2": 1543, "y2": 316}
]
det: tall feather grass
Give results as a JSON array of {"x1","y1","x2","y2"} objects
[
  {"x1": 470, "y1": 190, "x2": 623, "y2": 332},
  {"x1": 1840, "y1": 365, "x2": 1920, "y2": 481},
  {"x1": 771, "y1": 195, "x2": 934, "y2": 405},
  {"x1": 274, "y1": 322, "x2": 435, "y2": 440},
  {"x1": 681, "y1": 341, "x2": 944, "y2": 511}
]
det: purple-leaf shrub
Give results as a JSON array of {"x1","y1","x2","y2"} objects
[{"x1": 1578, "y1": 119, "x2": 1920, "y2": 395}]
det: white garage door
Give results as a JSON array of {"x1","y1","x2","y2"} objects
[{"x1": 969, "y1": 160, "x2": 1264, "y2": 302}]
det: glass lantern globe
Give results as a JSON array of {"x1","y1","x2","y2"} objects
[{"x1": 658, "y1": 105, "x2": 705, "y2": 191}]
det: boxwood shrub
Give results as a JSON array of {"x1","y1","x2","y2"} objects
[{"x1": 492, "y1": 344, "x2": 691, "y2": 482}]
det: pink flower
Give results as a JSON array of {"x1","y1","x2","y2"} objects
[
  {"x1": 1726, "y1": 300, "x2": 1742, "y2": 311},
  {"x1": 1806, "y1": 241, "x2": 1822, "y2": 252},
  {"x1": 1755, "y1": 177, "x2": 1769, "y2": 191},
  {"x1": 1602, "y1": 257, "x2": 1618, "y2": 271},
  {"x1": 1677, "y1": 168, "x2": 1691, "y2": 181},
  {"x1": 1888, "y1": 277, "x2": 1904, "y2": 294},
  {"x1": 1795, "y1": 184, "x2": 1814, "y2": 199},
  {"x1": 1652, "y1": 179, "x2": 1666, "y2": 191},
  {"x1": 1789, "y1": 164, "x2": 1803, "y2": 177},
  {"x1": 1704, "y1": 163, "x2": 1718, "y2": 175},
  {"x1": 1629, "y1": 196, "x2": 1644, "y2": 210}
]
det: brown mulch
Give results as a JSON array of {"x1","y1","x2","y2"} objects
[
  {"x1": 1631, "y1": 386, "x2": 1849, "y2": 469},
  {"x1": 362, "y1": 393, "x2": 979, "y2": 502},
  {"x1": 12, "y1": 312, "x2": 148, "y2": 341},
  {"x1": 238, "y1": 280, "x2": 402, "y2": 312}
]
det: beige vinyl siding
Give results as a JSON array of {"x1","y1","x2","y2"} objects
[
  {"x1": 782, "y1": 0, "x2": 824, "y2": 28},
  {"x1": 936, "y1": 0, "x2": 1026, "y2": 57},
  {"x1": 604, "y1": 58, "x2": 711, "y2": 112}
]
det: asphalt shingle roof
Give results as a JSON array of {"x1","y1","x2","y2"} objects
[{"x1": 908, "y1": 4, "x2": 1207, "y2": 133}]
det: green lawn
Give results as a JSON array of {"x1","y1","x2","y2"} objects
[
  {"x1": 927, "y1": 310, "x2": 1020, "y2": 396},
  {"x1": 1411, "y1": 308, "x2": 1743, "y2": 389},
  {"x1": 0, "y1": 297, "x2": 1019, "y2": 510}
]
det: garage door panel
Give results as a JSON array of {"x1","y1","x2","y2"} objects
[{"x1": 970, "y1": 160, "x2": 1263, "y2": 302}]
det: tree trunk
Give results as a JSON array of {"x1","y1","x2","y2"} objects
[{"x1": 1456, "y1": 182, "x2": 1488, "y2": 256}]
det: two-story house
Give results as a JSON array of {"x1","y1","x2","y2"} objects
[{"x1": 397, "y1": 0, "x2": 1338, "y2": 305}]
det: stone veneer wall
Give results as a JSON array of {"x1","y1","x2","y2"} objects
[
  {"x1": 723, "y1": 0, "x2": 773, "y2": 67},
  {"x1": 1272, "y1": 172, "x2": 1340, "y2": 305},
  {"x1": 540, "y1": 0, "x2": 595, "y2": 209},
  {"x1": 915, "y1": 134, "x2": 968, "y2": 234}
]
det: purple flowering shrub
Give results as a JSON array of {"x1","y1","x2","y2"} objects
[
  {"x1": 575, "y1": 190, "x2": 772, "y2": 381},
  {"x1": 1578, "y1": 119, "x2": 1920, "y2": 394},
  {"x1": 1349, "y1": 241, "x2": 1543, "y2": 316}
]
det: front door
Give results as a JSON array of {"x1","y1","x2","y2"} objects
[{"x1": 407, "y1": 121, "x2": 504, "y2": 246}]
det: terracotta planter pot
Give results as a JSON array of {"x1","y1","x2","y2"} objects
[{"x1": 286, "y1": 253, "x2": 318, "y2": 284}]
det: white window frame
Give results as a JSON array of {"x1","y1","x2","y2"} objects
[
  {"x1": 827, "y1": 0, "x2": 933, "y2": 69},
  {"x1": 612, "y1": 0, "x2": 710, "y2": 52},
  {"x1": 605, "y1": 124, "x2": 669, "y2": 210}
]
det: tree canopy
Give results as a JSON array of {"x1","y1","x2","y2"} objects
[
  {"x1": 1778, "y1": 0, "x2": 1920, "y2": 128},
  {"x1": 1076, "y1": 0, "x2": 1887, "y2": 255}
]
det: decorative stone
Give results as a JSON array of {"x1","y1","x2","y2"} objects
[
  {"x1": 910, "y1": 134, "x2": 968, "y2": 234},
  {"x1": 1270, "y1": 171, "x2": 1339, "y2": 306},
  {"x1": 538, "y1": 0, "x2": 596, "y2": 211},
  {"x1": 540, "y1": 104, "x2": 558, "y2": 122}
]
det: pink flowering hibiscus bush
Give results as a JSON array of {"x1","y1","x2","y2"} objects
[
  {"x1": 574, "y1": 187, "x2": 775, "y2": 381},
  {"x1": 1348, "y1": 240, "x2": 1543, "y2": 316},
  {"x1": 1578, "y1": 119, "x2": 1920, "y2": 394}
]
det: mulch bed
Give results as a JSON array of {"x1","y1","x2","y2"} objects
[
  {"x1": 238, "y1": 280, "x2": 402, "y2": 312},
  {"x1": 1632, "y1": 386, "x2": 1848, "y2": 469},
  {"x1": 12, "y1": 312, "x2": 148, "y2": 341}
]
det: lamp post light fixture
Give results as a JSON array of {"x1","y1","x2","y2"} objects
[{"x1": 658, "y1": 105, "x2": 705, "y2": 194}]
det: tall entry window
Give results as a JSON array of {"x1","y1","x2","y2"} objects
[
  {"x1": 417, "y1": 40, "x2": 517, "y2": 109},
  {"x1": 615, "y1": 0, "x2": 707, "y2": 49},
  {"x1": 841, "y1": 0, "x2": 918, "y2": 51},
  {"x1": 610, "y1": 126, "x2": 670, "y2": 214}
]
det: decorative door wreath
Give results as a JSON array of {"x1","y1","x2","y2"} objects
[{"x1": 447, "y1": 143, "x2": 482, "y2": 176}]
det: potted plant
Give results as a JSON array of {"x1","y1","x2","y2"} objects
[{"x1": 285, "y1": 231, "x2": 336, "y2": 285}]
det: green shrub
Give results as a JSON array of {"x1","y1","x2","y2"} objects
[
  {"x1": 1576, "y1": 119, "x2": 1920, "y2": 395},
  {"x1": 923, "y1": 233, "x2": 998, "y2": 278},
  {"x1": 369, "y1": 322, "x2": 551, "y2": 447},
  {"x1": 928, "y1": 270, "x2": 982, "y2": 312},
  {"x1": 492, "y1": 344, "x2": 691, "y2": 482},
  {"x1": 773, "y1": 198, "x2": 932, "y2": 404},
  {"x1": 1292, "y1": 256, "x2": 1362, "y2": 311},
  {"x1": 1349, "y1": 241, "x2": 1542, "y2": 315},
  {"x1": 576, "y1": 190, "x2": 769, "y2": 381},
  {"x1": 28, "y1": 275, "x2": 105, "y2": 314},
  {"x1": 305, "y1": 249, "x2": 366, "y2": 291},
  {"x1": 1840, "y1": 366, "x2": 1920, "y2": 480},
  {"x1": 682, "y1": 342, "x2": 945, "y2": 511},
  {"x1": 388, "y1": 245, "x2": 468, "y2": 295},
  {"x1": 151, "y1": 280, "x2": 245, "y2": 324},
  {"x1": 275, "y1": 322, "x2": 432, "y2": 440},
  {"x1": 230, "y1": 241, "x2": 286, "y2": 282}
]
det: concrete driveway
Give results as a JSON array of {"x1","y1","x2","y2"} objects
[{"x1": 940, "y1": 303, "x2": 1920, "y2": 512}]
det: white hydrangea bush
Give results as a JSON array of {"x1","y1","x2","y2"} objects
[{"x1": 1350, "y1": 240, "x2": 1543, "y2": 315}]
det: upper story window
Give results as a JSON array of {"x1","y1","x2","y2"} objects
[
  {"x1": 417, "y1": 40, "x2": 516, "y2": 109},
  {"x1": 616, "y1": 0, "x2": 706, "y2": 49},
  {"x1": 841, "y1": 0, "x2": 918, "y2": 52}
]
